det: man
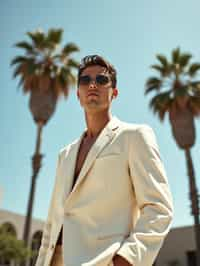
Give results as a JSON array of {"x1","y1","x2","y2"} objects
[{"x1": 35, "y1": 55, "x2": 173, "y2": 266}]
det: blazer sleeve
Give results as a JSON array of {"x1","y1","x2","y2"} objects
[
  {"x1": 35, "y1": 152, "x2": 61, "y2": 266},
  {"x1": 116, "y1": 125, "x2": 174, "y2": 266}
]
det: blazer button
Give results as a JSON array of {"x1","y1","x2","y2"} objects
[{"x1": 51, "y1": 244, "x2": 55, "y2": 250}]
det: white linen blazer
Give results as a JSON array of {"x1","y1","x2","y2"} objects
[{"x1": 35, "y1": 116, "x2": 173, "y2": 266}]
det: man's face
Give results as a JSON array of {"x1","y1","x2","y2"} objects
[{"x1": 77, "y1": 65, "x2": 118, "y2": 113}]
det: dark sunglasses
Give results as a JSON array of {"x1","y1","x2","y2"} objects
[{"x1": 79, "y1": 74, "x2": 111, "y2": 86}]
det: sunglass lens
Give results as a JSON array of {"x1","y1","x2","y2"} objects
[
  {"x1": 96, "y1": 75, "x2": 110, "y2": 85},
  {"x1": 79, "y1": 75, "x2": 91, "y2": 85}
]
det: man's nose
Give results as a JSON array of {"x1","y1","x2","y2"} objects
[{"x1": 88, "y1": 80, "x2": 97, "y2": 88}]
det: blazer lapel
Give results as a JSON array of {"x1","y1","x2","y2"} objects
[
  {"x1": 64, "y1": 116, "x2": 120, "y2": 205},
  {"x1": 61, "y1": 131, "x2": 86, "y2": 201}
]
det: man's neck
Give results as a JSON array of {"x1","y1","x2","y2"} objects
[{"x1": 84, "y1": 111, "x2": 112, "y2": 139}]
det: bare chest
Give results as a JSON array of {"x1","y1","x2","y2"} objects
[{"x1": 73, "y1": 137, "x2": 97, "y2": 184}]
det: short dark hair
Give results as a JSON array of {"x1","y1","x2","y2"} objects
[{"x1": 78, "y1": 55, "x2": 117, "y2": 88}]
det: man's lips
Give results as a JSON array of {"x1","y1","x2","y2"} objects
[{"x1": 87, "y1": 92, "x2": 99, "y2": 97}]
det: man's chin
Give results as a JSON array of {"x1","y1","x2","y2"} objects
[
  {"x1": 83, "y1": 103, "x2": 104, "y2": 113},
  {"x1": 86, "y1": 100, "x2": 100, "y2": 107}
]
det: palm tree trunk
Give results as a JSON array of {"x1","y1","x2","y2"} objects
[
  {"x1": 23, "y1": 122, "x2": 43, "y2": 247},
  {"x1": 185, "y1": 148, "x2": 200, "y2": 266}
]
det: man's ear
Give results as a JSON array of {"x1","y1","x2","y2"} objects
[{"x1": 112, "y1": 88, "x2": 118, "y2": 99}]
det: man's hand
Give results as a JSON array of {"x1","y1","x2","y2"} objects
[{"x1": 112, "y1": 255, "x2": 132, "y2": 266}]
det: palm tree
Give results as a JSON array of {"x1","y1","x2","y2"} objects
[
  {"x1": 145, "y1": 47, "x2": 200, "y2": 266},
  {"x1": 11, "y1": 28, "x2": 79, "y2": 248}
]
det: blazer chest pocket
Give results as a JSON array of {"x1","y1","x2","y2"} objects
[
  {"x1": 94, "y1": 153, "x2": 125, "y2": 172},
  {"x1": 94, "y1": 154, "x2": 122, "y2": 173},
  {"x1": 93, "y1": 153, "x2": 127, "y2": 191},
  {"x1": 97, "y1": 232, "x2": 126, "y2": 240},
  {"x1": 96, "y1": 152, "x2": 122, "y2": 162}
]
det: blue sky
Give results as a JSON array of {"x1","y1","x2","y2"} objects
[{"x1": 1, "y1": 0, "x2": 200, "y2": 228}]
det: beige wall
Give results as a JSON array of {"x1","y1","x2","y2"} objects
[
  {"x1": 156, "y1": 226, "x2": 195, "y2": 266},
  {"x1": 0, "y1": 209, "x2": 44, "y2": 240}
]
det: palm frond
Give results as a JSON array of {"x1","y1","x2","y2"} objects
[
  {"x1": 188, "y1": 63, "x2": 200, "y2": 77},
  {"x1": 62, "y1": 43, "x2": 80, "y2": 55},
  {"x1": 174, "y1": 85, "x2": 191, "y2": 98},
  {"x1": 15, "y1": 41, "x2": 33, "y2": 52},
  {"x1": 66, "y1": 71, "x2": 77, "y2": 85},
  {"x1": 17, "y1": 76, "x2": 25, "y2": 89},
  {"x1": 158, "y1": 109, "x2": 167, "y2": 121},
  {"x1": 27, "y1": 30, "x2": 45, "y2": 48},
  {"x1": 59, "y1": 67, "x2": 68, "y2": 82},
  {"x1": 149, "y1": 90, "x2": 172, "y2": 111},
  {"x1": 13, "y1": 65, "x2": 22, "y2": 78},
  {"x1": 188, "y1": 81, "x2": 200, "y2": 96},
  {"x1": 47, "y1": 28, "x2": 63, "y2": 45},
  {"x1": 156, "y1": 54, "x2": 168, "y2": 67},
  {"x1": 151, "y1": 64, "x2": 164, "y2": 74},
  {"x1": 149, "y1": 90, "x2": 172, "y2": 121},
  {"x1": 179, "y1": 53, "x2": 192, "y2": 68},
  {"x1": 189, "y1": 81, "x2": 200, "y2": 87},
  {"x1": 67, "y1": 58, "x2": 79, "y2": 68},
  {"x1": 145, "y1": 77, "x2": 162, "y2": 94},
  {"x1": 10, "y1": 56, "x2": 27, "y2": 66},
  {"x1": 26, "y1": 59, "x2": 38, "y2": 75},
  {"x1": 151, "y1": 63, "x2": 172, "y2": 77},
  {"x1": 185, "y1": 82, "x2": 200, "y2": 97},
  {"x1": 60, "y1": 67, "x2": 76, "y2": 85},
  {"x1": 172, "y1": 47, "x2": 180, "y2": 64}
]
